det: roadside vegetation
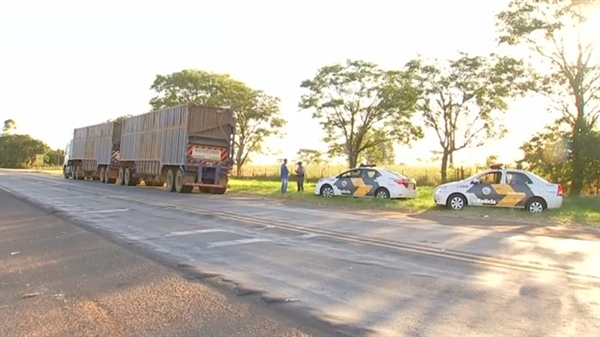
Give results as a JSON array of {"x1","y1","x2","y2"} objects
[{"x1": 21, "y1": 167, "x2": 600, "y2": 227}]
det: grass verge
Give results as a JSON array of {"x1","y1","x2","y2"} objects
[
  {"x1": 229, "y1": 179, "x2": 600, "y2": 228},
  {"x1": 22, "y1": 169, "x2": 600, "y2": 228}
]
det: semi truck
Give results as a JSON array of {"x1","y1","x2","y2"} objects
[{"x1": 63, "y1": 103, "x2": 236, "y2": 194}]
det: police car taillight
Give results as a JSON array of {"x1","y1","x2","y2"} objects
[
  {"x1": 557, "y1": 184, "x2": 564, "y2": 196},
  {"x1": 394, "y1": 179, "x2": 409, "y2": 188}
]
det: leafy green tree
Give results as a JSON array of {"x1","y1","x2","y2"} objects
[
  {"x1": 362, "y1": 130, "x2": 395, "y2": 164},
  {"x1": 497, "y1": 0, "x2": 600, "y2": 196},
  {"x1": 0, "y1": 134, "x2": 49, "y2": 168},
  {"x1": 148, "y1": 69, "x2": 286, "y2": 175},
  {"x1": 521, "y1": 123, "x2": 600, "y2": 192},
  {"x1": 299, "y1": 59, "x2": 423, "y2": 168},
  {"x1": 296, "y1": 149, "x2": 323, "y2": 165},
  {"x1": 485, "y1": 155, "x2": 500, "y2": 167},
  {"x1": 405, "y1": 53, "x2": 532, "y2": 183},
  {"x1": 2, "y1": 119, "x2": 16, "y2": 135}
]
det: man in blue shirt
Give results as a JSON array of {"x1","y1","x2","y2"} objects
[{"x1": 280, "y1": 158, "x2": 289, "y2": 194}]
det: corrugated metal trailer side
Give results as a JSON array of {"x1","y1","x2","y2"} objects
[
  {"x1": 187, "y1": 104, "x2": 234, "y2": 148},
  {"x1": 121, "y1": 105, "x2": 189, "y2": 176},
  {"x1": 71, "y1": 122, "x2": 115, "y2": 172}
]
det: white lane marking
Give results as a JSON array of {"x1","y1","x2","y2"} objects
[
  {"x1": 207, "y1": 238, "x2": 270, "y2": 248},
  {"x1": 298, "y1": 233, "x2": 320, "y2": 239},
  {"x1": 83, "y1": 208, "x2": 130, "y2": 214},
  {"x1": 165, "y1": 229, "x2": 231, "y2": 237}
]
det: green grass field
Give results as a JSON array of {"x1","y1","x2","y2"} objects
[
  {"x1": 20, "y1": 167, "x2": 600, "y2": 227},
  {"x1": 229, "y1": 178, "x2": 600, "y2": 227}
]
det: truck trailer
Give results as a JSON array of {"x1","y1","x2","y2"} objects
[
  {"x1": 65, "y1": 103, "x2": 236, "y2": 194},
  {"x1": 65, "y1": 120, "x2": 122, "y2": 183}
]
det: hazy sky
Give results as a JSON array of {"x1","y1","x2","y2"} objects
[{"x1": 0, "y1": 0, "x2": 597, "y2": 166}]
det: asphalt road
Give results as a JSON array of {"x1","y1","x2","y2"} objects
[
  {"x1": 0, "y1": 188, "x2": 326, "y2": 337},
  {"x1": 1, "y1": 170, "x2": 599, "y2": 336}
]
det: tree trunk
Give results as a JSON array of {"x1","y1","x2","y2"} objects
[
  {"x1": 235, "y1": 163, "x2": 242, "y2": 177},
  {"x1": 348, "y1": 153, "x2": 358, "y2": 169},
  {"x1": 440, "y1": 151, "x2": 449, "y2": 184},
  {"x1": 569, "y1": 130, "x2": 584, "y2": 197}
]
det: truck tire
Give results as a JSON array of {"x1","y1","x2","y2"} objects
[
  {"x1": 174, "y1": 168, "x2": 193, "y2": 193},
  {"x1": 124, "y1": 168, "x2": 137, "y2": 186},
  {"x1": 209, "y1": 174, "x2": 228, "y2": 194},
  {"x1": 74, "y1": 166, "x2": 84, "y2": 180},
  {"x1": 116, "y1": 168, "x2": 125, "y2": 186},
  {"x1": 209, "y1": 187, "x2": 226, "y2": 194},
  {"x1": 99, "y1": 167, "x2": 106, "y2": 183},
  {"x1": 63, "y1": 166, "x2": 69, "y2": 179},
  {"x1": 105, "y1": 168, "x2": 115, "y2": 184},
  {"x1": 166, "y1": 169, "x2": 176, "y2": 192}
]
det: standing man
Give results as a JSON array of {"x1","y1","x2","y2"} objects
[
  {"x1": 280, "y1": 158, "x2": 289, "y2": 194},
  {"x1": 295, "y1": 161, "x2": 305, "y2": 192}
]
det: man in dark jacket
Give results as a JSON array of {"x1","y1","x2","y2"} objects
[{"x1": 295, "y1": 162, "x2": 305, "y2": 192}]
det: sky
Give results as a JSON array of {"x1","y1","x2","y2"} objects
[{"x1": 0, "y1": 0, "x2": 598, "y2": 167}]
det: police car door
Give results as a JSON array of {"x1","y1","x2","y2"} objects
[
  {"x1": 467, "y1": 170, "x2": 505, "y2": 207},
  {"x1": 334, "y1": 169, "x2": 361, "y2": 197}
]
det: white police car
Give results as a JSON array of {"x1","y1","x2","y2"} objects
[
  {"x1": 315, "y1": 165, "x2": 417, "y2": 199},
  {"x1": 433, "y1": 164, "x2": 564, "y2": 213}
]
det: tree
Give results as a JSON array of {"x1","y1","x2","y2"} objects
[
  {"x1": 299, "y1": 59, "x2": 422, "y2": 168},
  {"x1": 0, "y1": 134, "x2": 49, "y2": 168},
  {"x1": 405, "y1": 53, "x2": 532, "y2": 183},
  {"x1": 497, "y1": 0, "x2": 600, "y2": 196},
  {"x1": 362, "y1": 130, "x2": 395, "y2": 164},
  {"x1": 485, "y1": 155, "x2": 499, "y2": 167},
  {"x1": 148, "y1": 69, "x2": 286, "y2": 175},
  {"x1": 521, "y1": 122, "x2": 600, "y2": 193},
  {"x1": 296, "y1": 149, "x2": 323, "y2": 165},
  {"x1": 2, "y1": 119, "x2": 16, "y2": 135},
  {"x1": 234, "y1": 90, "x2": 285, "y2": 175}
]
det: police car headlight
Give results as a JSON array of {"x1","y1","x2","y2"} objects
[{"x1": 435, "y1": 187, "x2": 446, "y2": 194}]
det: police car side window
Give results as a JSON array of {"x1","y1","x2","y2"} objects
[
  {"x1": 507, "y1": 172, "x2": 532, "y2": 185},
  {"x1": 364, "y1": 170, "x2": 379, "y2": 179},
  {"x1": 479, "y1": 172, "x2": 502, "y2": 184},
  {"x1": 340, "y1": 170, "x2": 360, "y2": 178}
]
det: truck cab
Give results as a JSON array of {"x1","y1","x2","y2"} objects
[{"x1": 63, "y1": 139, "x2": 74, "y2": 179}]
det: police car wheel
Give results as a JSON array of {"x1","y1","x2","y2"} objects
[
  {"x1": 447, "y1": 194, "x2": 466, "y2": 211},
  {"x1": 526, "y1": 198, "x2": 546, "y2": 213},
  {"x1": 375, "y1": 188, "x2": 390, "y2": 199},
  {"x1": 320, "y1": 185, "x2": 334, "y2": 198}
]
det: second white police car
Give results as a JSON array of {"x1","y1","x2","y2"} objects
[{"x1": 432, "y1": 164, "x2": 564, "y2": 213}]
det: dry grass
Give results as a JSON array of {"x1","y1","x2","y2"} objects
[{"x1": 237, "y1": 164, "x2": 479, "y2": 186}]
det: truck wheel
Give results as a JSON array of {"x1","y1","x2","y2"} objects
[
  {"x1": 166, "y1": 169, "x2": 176, "y2": 192},
  {"x1": 99, "y1": 167, "x2": 106, "y2": 183},
  {"x1": 74, "y1": 166, "x2": 84, "y2": 180},
  {"x1": 105, "y1": 168, "x2": 115, "y2": 184},
  {"x1": 116, "y1": 168, "x2": 125, "y2": 186},
  {"x1": 174, "y1": 168, "x2": 192, "y2": 193},
  {"x1": 209, "y1": 188, "x2": 227, "y2": 194},
  {"x1": 124, "y1": 168, "x2": 136, "y2": 186},
  {"x1": 63, "y1": 166, "x2": 69, "y2": 179}
]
